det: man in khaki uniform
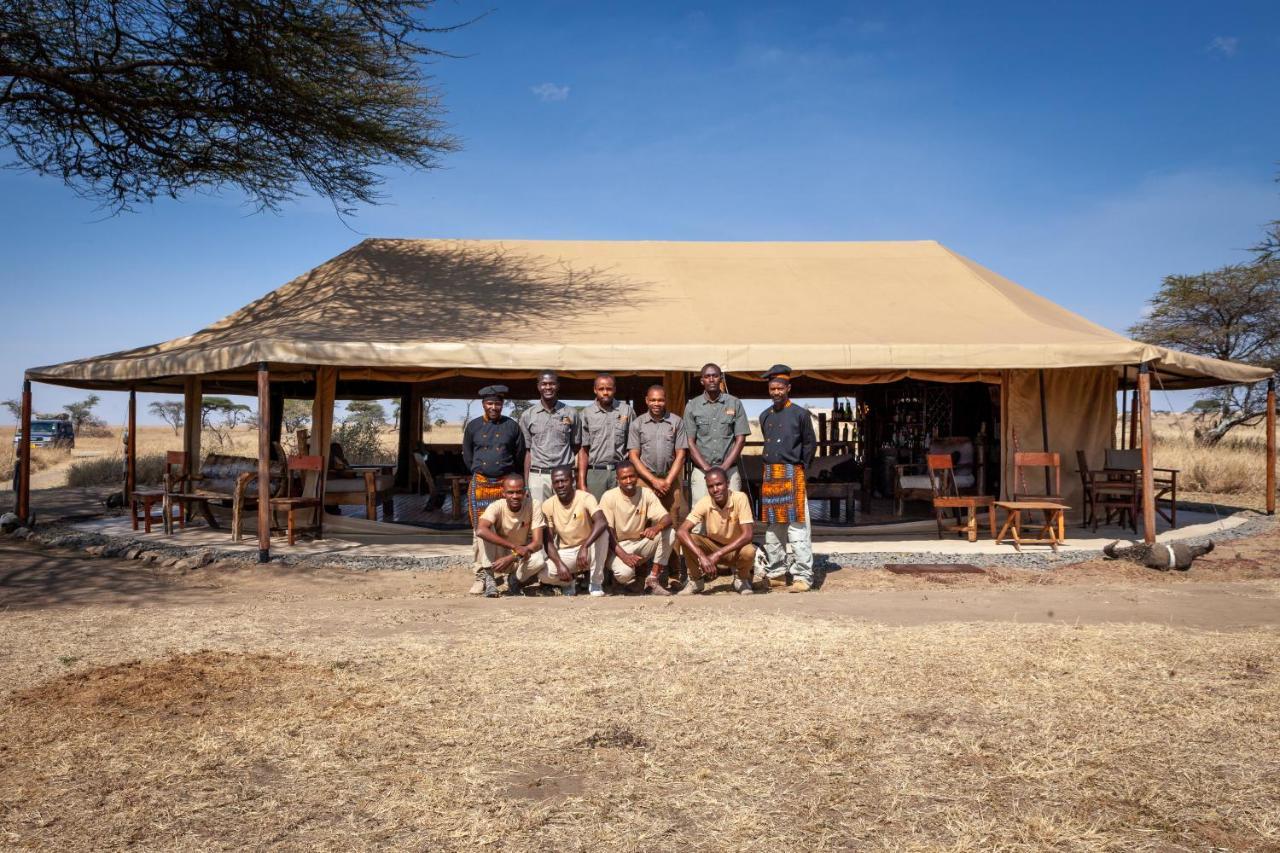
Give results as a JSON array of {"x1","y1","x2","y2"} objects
[
  {"x1": 676, "y1": 467, "x2": 757, "y2": 595},
  {"x1": 543, "y1": 465, "x2": 610, "y2": 596},
  {"x1": 577, "y1": 373, "x2": 634, "y2": 499},
  {"x1": 598, "y1": 460, "x2": 674, "y2": 595},
  {"x1": 520, "y1": 370, "x2": 582, "y2": 504},
  {"x1": 627, "y1": 384, "x2": 689, "y2": 591},
  {"x1": 685, "y1": 363, "x2": 750, "y2": 505},
  {"x1": 473, "y1": 473, "x2": 547, "y2": 598}
]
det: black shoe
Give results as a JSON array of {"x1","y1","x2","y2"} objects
[{"x1": 506, "y1": 571, "x2": 524, "y2": 596}]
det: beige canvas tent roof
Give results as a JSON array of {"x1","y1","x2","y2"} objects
[{"x1": 26, "y1": 238, "x2": 1272, "y2": 390}]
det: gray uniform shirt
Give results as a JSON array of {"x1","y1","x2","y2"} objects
[
  {"x1": 684, "y1": 391, "x2": 750, "y2": 467},
  {"x1": 627, "y1": 411, "x2": 689, "y2": 476},
  {"x1": 519, "y1": 401, "x2": 582, "y2": 469},
  {"x1": 580, "y1": 399, "x2": 634, "y2": 466}
]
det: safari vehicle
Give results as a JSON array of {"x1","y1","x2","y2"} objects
[{"x1": 13, "y1": 419, "x2": 75, "y2": 449}]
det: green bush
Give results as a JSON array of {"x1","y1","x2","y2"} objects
[
  {"x1": 66, "y1": 453, "x2": 167, "y2": 488},
  {"x1": 332, "y1": 419, "x2": 394, "y2": 465}
]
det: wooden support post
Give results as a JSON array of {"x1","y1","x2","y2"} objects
[
  {"x1": 395, "y1": 384, "x2": 419, "y2": 490},
  {"x1": 1267, "y1": 377, "x2": 1276, "y2": 516},
  {"x1": 126, "y1": 388, "x2": 137, "y2": 500},
  {"x1": 1128, "y1": 376, "x2": 1139, "y2": 451},
  {"x1": 1117, "y1": 366, "x2": 1127, "y2": 448},
  {"x1": 16, "y1": 380, "x2": 32, "y2": 523},
  {"x1": 1038, "y1": 369, "x2": 1051, "y2": 493},
  {"x1": 1138, "y1": 363, "x2": 1156, "y2": 544},
  {"x1": 257, "y1": 363, "x2": 271, "y2": 563},
  {"x1": 182, "y1": 377, "x2": 202, "y2": 480}
]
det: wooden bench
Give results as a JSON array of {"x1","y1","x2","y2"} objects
[{"x1": 163, "y1": 453, "x2": 283, "y2": 540}]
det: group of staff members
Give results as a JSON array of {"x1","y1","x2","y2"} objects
[{"x1": 461, "y1": 363, "x2": 817, "y2": 597}]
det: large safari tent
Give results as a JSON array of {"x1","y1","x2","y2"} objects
[{"x1": 18, "y1": 239, "x2": 1276, "y2": 561}]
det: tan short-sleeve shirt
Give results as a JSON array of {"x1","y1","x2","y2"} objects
[
  {"x1": 599, "y1": 486, "x2": 667, "y2": 541},
  {"x1": 542, "y1": 490, "x2": 600, "y2": 548},
  {"x1": 480, "y1": 498, "x2": 544, "y2": 547},
  {"x1": 686, "y1": 491, "x2": 754, "y2": 546}
]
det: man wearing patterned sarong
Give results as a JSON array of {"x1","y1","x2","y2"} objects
[
  {"x1": 758, "y1": 365, "x2": 818, "y2": 592},
  {"x1": 463, "y1": 385, "x2": 525, "y2": 595}
]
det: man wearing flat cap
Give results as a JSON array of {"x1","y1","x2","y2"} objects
[
  {"x1": 757, "y1": 364, "x2": 818, "y2": 592},
  {"x1": 464, "y1": 385, "x2": 526, "y2": 594}
]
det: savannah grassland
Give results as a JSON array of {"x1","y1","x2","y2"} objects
[{"x1": 1, "y1": 417, "x2": 1278, "y2": 850}]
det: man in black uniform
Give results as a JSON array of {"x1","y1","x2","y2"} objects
[
  {"x1": 757, "y1": 364, "x2": 818, "y2": 592},
  {"x1": 463, "y1": 385, "x2": 526, "y2": 594}
]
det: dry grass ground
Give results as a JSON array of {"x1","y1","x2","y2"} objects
[{"x1": 1, "y1": 529, "x2": 1279, "y2": 850}]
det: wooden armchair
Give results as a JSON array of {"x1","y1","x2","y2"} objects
[
  {"x1": 928, "y1": 453, "x2": 996, "y2": 541},
  {"x1": 1104, "y1": 448, "x2": 1179, "y2": 528},
  {"x1": 270, "y1": 455, "x2": 325, "y2": 545},
  {"x1": 895, "y1": 436, "x2": 977, "y2": 515},
  {"x1": 1011, "y1": 451, "x2": 1063, "y2": 502},
  {"x1": 1076, "y1": 450, "x2": 1139, "y2": 531}
]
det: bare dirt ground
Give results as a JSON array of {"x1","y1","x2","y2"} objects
[{"x1": 1, "y1": 522, "x2": 1279, "y2": 851}]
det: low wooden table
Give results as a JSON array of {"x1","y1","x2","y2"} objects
[
  {"x1": 994, "y1": 501, "x2": 1070, "y2": 552},
  {"x1": 806, "y1": 480, "x2": 858, "y2": 524},
  {"x1": 933, "y1": 495, "x2": 996, "y2": 542}
]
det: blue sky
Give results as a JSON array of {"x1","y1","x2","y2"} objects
[{"x1": 2, "y1": 0, "x2": 1278, "y2": 424}]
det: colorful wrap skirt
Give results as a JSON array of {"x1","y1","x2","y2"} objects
[
  {"x1": 468, "y1": 472, "x2": 506, "y2": 528},
  {"x1": 760, "y1": 463, "x2": 807, "y2": 525}
]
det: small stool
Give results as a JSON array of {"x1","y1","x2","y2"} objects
[{"x1": 131, "y1": 489, "x2": 182, "y2": 534}]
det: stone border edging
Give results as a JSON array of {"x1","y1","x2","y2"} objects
[{"x1": 3, "y1": 511, "x2": 1273, "y2": 574}]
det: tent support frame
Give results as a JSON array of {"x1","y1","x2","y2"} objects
[
  {"x1": 16, "y1": 380, "x2": 32, "y2": 523},
  {"x1": 1138, "y1": 362, "x2": 1156, "y2": 544},
  {"x1": 126, "y1": 388, "x2": 137, "y2": 501},
  {"x1": 257, "y1": 363, "x2": 271, "y2": 563}
]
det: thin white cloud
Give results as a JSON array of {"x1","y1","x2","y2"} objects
[
  {"x1": 1207, "y1": 35, "x2": 1239, "y2": 57},
  {"x1": 531, "y1": 82, "x2": 570, "y2": 102}
]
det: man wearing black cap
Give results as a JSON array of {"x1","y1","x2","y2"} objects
[
  {"x1": 464, "y1": 385, "x2": 525, "y2": 595},
  {"x1": 758, "y1": 365, "x2": 818, "y2": 592},
  {"x1": 577, "y1": 372, "x2": 634, "y2": 500}
]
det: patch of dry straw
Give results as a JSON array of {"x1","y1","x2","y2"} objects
[{"x1": 1, "y1": 611, "x2": 1277, "y2": 851}]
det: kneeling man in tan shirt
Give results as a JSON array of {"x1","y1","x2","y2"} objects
[
  {"x1": 676, "y1": 467, "x2": 757, "y2": 595},
  {"x1": 598, "y1": 460, "x2": 674, "y2": 595}
]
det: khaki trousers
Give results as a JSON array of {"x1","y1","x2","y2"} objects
[
  {"x1": 606, "y1": 529, "x2": 675, "y2": 584},
  {"x1": 527, "y1": 471, "x2": 556, "y2": 505},
  {"x1": 476, "y1": 537, "x2": 546, "y2": 583},
  {"x1": 549, "y1": 537, "x2": 609, "y2": 587},
  {"x1": 584, "y1": 467, "x2": 617, "y2": 500},
  {"x1": 684, "y1": 534, "x2": 756, "y2": 580}
]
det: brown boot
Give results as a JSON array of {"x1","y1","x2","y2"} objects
[{"x1": 644, "y1": 574, "x2": 671, "y2": 596}]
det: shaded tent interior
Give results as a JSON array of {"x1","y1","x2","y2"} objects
[{"x1": 17, "y1": 239, "x2": 1276, "y2": 558}]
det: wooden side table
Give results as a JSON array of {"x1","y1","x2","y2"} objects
[
  {"x1": 933, "y1": 495, "x2": 996, "y2": 542},
  {"x1": 131, "y1": 489, "x2": 182, "y2": 534},
  {"x1": 994, "y1": 501, "x2": 1070, "y2": 552}
]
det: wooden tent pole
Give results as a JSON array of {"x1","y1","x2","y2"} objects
[
  {"x1": 182, "y1": 377, "x2": 202, "y2": 479},
  {"x1": 1138, "y1": 363, "x2": 1156, "y2": 543},
  {"x1": 1038, "y1": 369, "x2": 1050, "y2": 493},
  {"x1": 257, "y1": 363, "x2": 271, "y2": 563},
  {"x1": 126, "y1": 388, "x2": 137, "y2": 501},
  {"x1": 1118, "y1": 366, "x2": 1127, "y2": 449},
  {"x1": 1267, "y1": 377, "x2": 1276, "y2": 516},
  {"x1": 16, "y1": 380, "x2": 32, "y2": 522},
  {"x1": 1128, "y1": 372, "x2": 1139, "y2": 450}
]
